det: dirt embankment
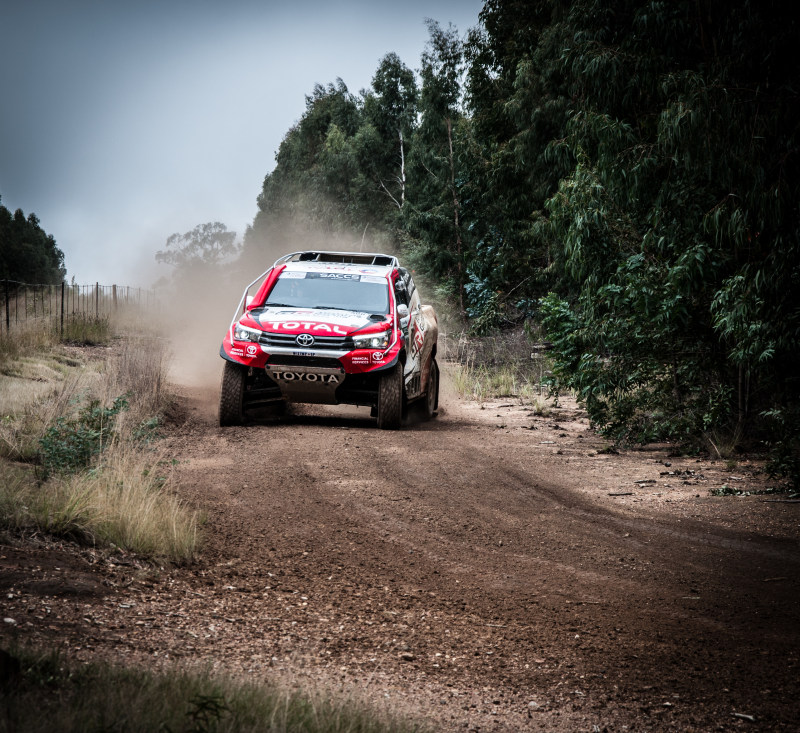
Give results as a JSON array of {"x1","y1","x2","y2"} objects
[{"x1": 2, "y1": 372, "x2": 799, "y2": 731}]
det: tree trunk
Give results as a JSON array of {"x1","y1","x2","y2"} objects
[
  {"x1": 446, "y1": 117, "x2": 465, "y2": 316},
  {"x1": 398, "y1": 129, "x2": 406, "y2": 208}
]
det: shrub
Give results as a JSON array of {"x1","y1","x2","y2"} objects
[{"x1": 38, "y1": 395, "x2": 128, "y2": 477}]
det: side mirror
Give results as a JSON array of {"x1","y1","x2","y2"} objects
[{"x1": 396, "y1": 303, "x2": 409, "y2": 320}]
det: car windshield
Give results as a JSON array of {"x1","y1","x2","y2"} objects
[{"x1": 264, "y1": 272, "x2": 390, "y2": 314}]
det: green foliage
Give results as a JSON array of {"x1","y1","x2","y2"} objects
[
  {"x1": 0, "y1": 198, "x2": 66, "y2": 284},
  {"x1": 0, "y1": 645, "x2": 430, "y2": 733},
  {"x1": 762, "y1": 405, "x2": 800, "y2": 490},
  {"x1": 528, "y1": 0, "x2": 800, "y2": 484},
  {"x1": 38, "y1": 395, "x2": 128, "y2": 476}
]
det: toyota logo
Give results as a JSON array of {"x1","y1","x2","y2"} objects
[{"x1": 296, "y1": 333, "x2": 315, "y2": 347}]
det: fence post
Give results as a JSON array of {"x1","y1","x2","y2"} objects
[
  {"x1": 60, "y1": 281, "x2": 65, "y2": 338},
  {"x1": 4, "y1": 279, "x2": 8, "y2": 334},
  {"x1": 95, "y1": 282, "x2": 99, "y2": 319},
  {"x1": 113, "y1": 284, "x2": 117, "y2": 312}
]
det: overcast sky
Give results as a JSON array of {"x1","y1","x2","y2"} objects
[{"x1": 0, "y1": 0, "x2": 483, "y2": 285}]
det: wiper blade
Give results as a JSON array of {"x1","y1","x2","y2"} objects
[{"x1": 264, "y1": 302, "x2": 297, "y2": 308}]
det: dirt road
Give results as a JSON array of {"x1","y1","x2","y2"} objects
[{"x1": 3, "y1": 373, "x2": 800, "y2": 730}]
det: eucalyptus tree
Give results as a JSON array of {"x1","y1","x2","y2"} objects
[
  {"x1": 404, "y1": 20, "x2": 469, "y2": 312},
  {"x1": 535, "y1": 0, "x2": 799, "y2": 481},
  {"x1": 364, "y1": 53, "x2": 419, "y2": 211},
  {"x1": 460, "y1": 0, "x2": 572, "y2": 329}
]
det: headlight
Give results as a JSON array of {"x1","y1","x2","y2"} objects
[
  {"x1": 233, "y1": 324, "x2": 261, "y2": 342},
  {"x1": 352, "y1": 331, "x2": 390, "y2": 349}
]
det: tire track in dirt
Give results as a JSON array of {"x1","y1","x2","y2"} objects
[{"x1": 161, "y1": 389, "x2": 800, "y2": 730}]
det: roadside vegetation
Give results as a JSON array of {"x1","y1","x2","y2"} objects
[
  {"x1": 442, "y1": 328, "x2": 552, "y2": 413},
  {"x1": 0, "y1": 645, "x2": 428, "y2": 733},
  {"x1": 0, "y1": 314, "x2": 198, "y2": 563}
]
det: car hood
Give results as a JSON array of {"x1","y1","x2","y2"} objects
[{"x1": 252, "y1": 307, "x2": 388, "y2": 336}]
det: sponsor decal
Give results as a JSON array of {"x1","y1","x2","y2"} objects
[
  {"x1": 262, "y1": 320, "x2": 349, "y2": 335},
  {"x1": 296, "y1": 333, "x2": 315, "y2": 346},
  {"x1": 293, "y1": 263, "x2": 386, "y2": 276},
  {"x1": 307, "y1": 272, "x2": 360, "y2": 280},
  {"x1": 230, "y1": 347, "x2": 244, "y2": 356},
  {"x1": 246, "y1": 344, "x2": 259, "y2": 356},
  {"x1": 270, "y1": 371, "x2": 340, "y2": 384},
  {"x1": 371, "y1": 352, "x2": 385, "y2": 363},
  {"x1": 258, "y1": 309, "x2": 373, "y2": 330},
  {"x1": 351, "y1": 356, "x2": 370, "y2": 364},
  {"x1": 292, "y1": 351, "x2": 316, "y2": 357},
  {"x1": 411, "y1": 313, "x2": 426, "y2": 355}
]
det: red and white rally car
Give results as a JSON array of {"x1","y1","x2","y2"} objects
[{"x1": 218, "y1": 250, "x2": 439, "y2": 428}]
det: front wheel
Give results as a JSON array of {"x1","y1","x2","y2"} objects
[
  {"x1": 424, "y1": 357, "x2": 439, "y2": 420},
  {"x1": 376, "y1": 365, "x2": 403, "y2": 429},
  {"x1": 219, "y1": 361, "x2": 246, "y2": 426}
]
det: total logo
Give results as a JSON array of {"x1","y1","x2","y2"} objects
[
  {"x1": 246, "y1": 344, "x2": 259, "y2": 357},
  {"x1": 263, "y1": 321, "x2": 348, "y2": 335}
]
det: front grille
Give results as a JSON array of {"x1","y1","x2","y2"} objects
[
  {"x1": 267, "y1": 355, "x2": 343, "y2": 369},
  {"x1": 258, "y1": 332, "x2": 351, "y2": 350}
]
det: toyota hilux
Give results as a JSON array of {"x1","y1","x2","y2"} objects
[{"x1": 218, "y1": 250, "x2": 439, "y2": 428}]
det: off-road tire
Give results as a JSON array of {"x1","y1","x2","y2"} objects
[
  {"x1": 377, "y1": 364, "x2": 403, "y2": 429},
  {"x1": 219, "y1": 361, "x2": 246, "y2": 426},
  {"x1": 424, "y1": 357, "x2": 439, "y2": 420}
]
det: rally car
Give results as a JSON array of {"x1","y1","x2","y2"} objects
[{"x1": 218, "y1": 250, "x2": 439, "y2": 428}]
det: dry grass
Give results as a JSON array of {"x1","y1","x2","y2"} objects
[
  {"x1": 103, "y1": 336, "x2": 171, "y2": 430},
  {"x1": 442, "y1": 328, "x2": 552, "y2": 405},
  {"x1": 0, "y1": 317, "x2": 197, "y2": 562},
  {"x1": 75, "y1": 442, "x2": 197, "y2": 561},
  {"x1": 0, "y1": 314, "x2": 112, "y2": 369},
  {"x1": 0, "y1": 371, "x2": 96, "y2": 463},
  {"x1": 0, "y1": 645, "x2": 429, "y2": 733},
  {"x1": 450, "y1": 362, "x2": 552, "y2": 406},
  {"x1": 0, "y1": 443, "x2": 197, "y2": 562},
  {"x1": 0, "y1": 319, "x2": 59, "y2": 367},
  {"x1": 59, "y1": 314, "x2": 112, "y2": 345}
]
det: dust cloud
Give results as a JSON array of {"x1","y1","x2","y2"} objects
[{"x1": 158, "y1": 265, "x2": 242, "y2": 392}]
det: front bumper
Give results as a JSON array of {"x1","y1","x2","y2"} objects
[{"x1": 219, "y1": 340, "x2": 400, "y2": 407}]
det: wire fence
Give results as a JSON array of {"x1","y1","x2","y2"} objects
[{"x1": 2, "y1": 279, "x2": 159, "y2": 336}]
